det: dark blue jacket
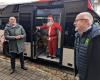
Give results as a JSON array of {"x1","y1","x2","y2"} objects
[{"x1": 74, "y1": 24, "x2": 100, "y2": 80}]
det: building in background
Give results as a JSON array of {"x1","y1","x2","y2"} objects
[{"x1": 90, "y1": 0, "x2": 100, "y2": 16}]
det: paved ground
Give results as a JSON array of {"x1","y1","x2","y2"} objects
[{"x1": 0, "y1": 54, "x2": 79, "y2": 80}]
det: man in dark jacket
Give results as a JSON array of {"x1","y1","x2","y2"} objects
[
  {"x1": 4, "y1": 17, "x2": 27, "y2": 74},
  {"x1": 74, "y1": 12, "x2": 100, "y2": 80}
]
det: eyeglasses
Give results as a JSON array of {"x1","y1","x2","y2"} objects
[{"x1": 74, "y1": 19, "x2": 88, "y2": 23}]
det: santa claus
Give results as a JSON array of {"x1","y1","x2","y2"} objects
[{"x1": 37, "y1": 15, "x2": 62, "y2": 59}]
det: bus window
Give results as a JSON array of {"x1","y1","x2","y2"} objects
[
  {"x1": 63, "y1": 15, "x2": 75, "y2": 49},
  {"x1": 19, "y1": 13, "x2": 31, "y2": 42}
]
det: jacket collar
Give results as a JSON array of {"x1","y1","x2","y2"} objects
[
  {"x1": 6, "y1": 23, "x2": 19, "y2": 28},
  {"x1": 82, "y1": 26, "x2": 92, "y2": 37}
]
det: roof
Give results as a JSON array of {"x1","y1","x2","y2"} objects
[{"x1": 0, "y1": 5, "x2": 7, "y2": 9}]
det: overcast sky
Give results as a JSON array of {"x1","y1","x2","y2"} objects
[{"x1": 0, "y1": 0, "x2": 39, "y2": 5}]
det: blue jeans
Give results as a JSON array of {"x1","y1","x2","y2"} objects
[{"x1": 10, "y1": 52, "x2": 24, "y2": 69}]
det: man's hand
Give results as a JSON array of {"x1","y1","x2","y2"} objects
[
  {"x1": 36, "y1": 26, "x2": 40, "y2": 30},
  {"x1": 15, "y1": 35, "x2": 21, "y2": 39},
  {"x1": 20, "y1": 35, "x2": 24, "y2": 38}
]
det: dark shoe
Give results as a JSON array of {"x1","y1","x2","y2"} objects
[
  {"x1": 51, "y1": 57, "x2": 54, "y2": 59},
  {"x1": 47, "y1": 55, "x2": 51, "y2": 58},
  {"x1": 10, "y1": 69, "x2": 15, "y2": 74},
  {"x1": 21, "y1": 67, "x2": 28, "y2": 70},
  {"x1": 51, "y1": 56, "x2": 56, "y2": 59}
]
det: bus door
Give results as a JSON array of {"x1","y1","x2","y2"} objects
[
  {"x1": 62, "y1": 13, "x2": 75, "y2": 68},
  {"x1": 34, "y1": 6, "x2": 63, "y2": 62}
]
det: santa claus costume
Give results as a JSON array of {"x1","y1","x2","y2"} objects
[{"x1": 39, "y1": 15, "x2": 62, "y2": 59}]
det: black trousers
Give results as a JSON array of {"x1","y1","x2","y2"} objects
[{"x1": 10, "y1": 52, "x2": 24, "y2": 69}]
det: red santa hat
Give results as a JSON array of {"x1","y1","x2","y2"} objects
[{"x1": 47, "y1": 15, "x2": 53, "y2": 20}]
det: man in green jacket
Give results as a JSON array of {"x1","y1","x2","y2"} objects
[{"x1": 4, "y1": 16, "x2": 27, "y2": 74}]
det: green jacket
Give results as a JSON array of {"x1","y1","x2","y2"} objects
[{"x1": 4, "y1": 23, "x2": 26, "y2": 54}]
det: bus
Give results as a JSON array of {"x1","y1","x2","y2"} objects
[{"x1": 1, "y1": 0, "x2": 100, "y2": 68}]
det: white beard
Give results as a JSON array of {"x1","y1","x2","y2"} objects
[{"x1": 47, "y1": 21, "x2": 53, "y2": 27}]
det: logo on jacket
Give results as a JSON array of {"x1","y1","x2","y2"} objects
[{"x1": 85, "y1": 38, "x2": 90, "y2": 45}]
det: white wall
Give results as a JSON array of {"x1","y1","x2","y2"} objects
[
  {"x1": 96, "y1": 5, "x2": 100, "y2": 16},
  {"x1": 94, "y1": 2, "x2": 100, "y2": 16}
]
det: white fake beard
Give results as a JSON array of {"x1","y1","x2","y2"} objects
[{"x1": 47, "y1": 21, "x2": 53, "y2": 27}]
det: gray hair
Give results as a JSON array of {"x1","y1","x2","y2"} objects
[{"x1": 78, "y1": 12, "x2": 94, "y2": 25}]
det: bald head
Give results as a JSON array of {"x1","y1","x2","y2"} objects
[
  {"x1": 76, "y1": 12, "x2": 93, "y2": 26},
  {"x1": 74, "y1": 12, "x2": 94, "y2": 34}
]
